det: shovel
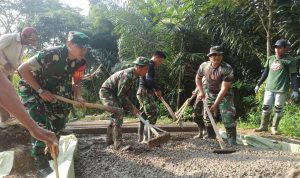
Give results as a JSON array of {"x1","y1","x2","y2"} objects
[
  {"x1": 54, "y1": 94, "x2": 123, "y2": 115},
  {"x1": 126, "y1": 98, "x2": 171, "y2": 148},
  {"x1": 202, "y1": 99, "x2": 236, "y2": 154}
]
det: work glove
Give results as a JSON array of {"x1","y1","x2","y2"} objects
[
  {"x1": 291, "y1": 91, "x2": 299, "y2": 99},
  {"x1": 254, "y1": 85, "x2": 260, "y2": 94}
]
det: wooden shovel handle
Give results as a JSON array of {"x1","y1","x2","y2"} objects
[
  {"x1": 159, "y1": 97, "x2": 177, "y2": 121},
  {"x1": 202, "y1": 99, "x2": 226, "y2": 149},
  {"x1": 54, "y1": 95, "x2": 123, "y2": 115}
]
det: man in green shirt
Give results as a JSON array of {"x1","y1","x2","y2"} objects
[{"x1": 254, "y1": 39, "x2": 298, "y2": 135}]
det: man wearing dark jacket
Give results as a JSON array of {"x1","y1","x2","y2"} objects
[{"x1": 136, "y1": 51, "x2": 166, "y2": 142}]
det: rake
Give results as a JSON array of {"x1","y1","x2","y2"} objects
[{"x1": 126, "y1": 98, "x2": 171, "y2": 148}]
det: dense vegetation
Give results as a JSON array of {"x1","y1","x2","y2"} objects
[{"x1": 2, "y1": 0, "x2": 300, "y2": 137}]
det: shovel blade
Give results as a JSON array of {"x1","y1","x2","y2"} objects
[{"x1": 147, "y1": 133, "x2": 171, "y2": 148}]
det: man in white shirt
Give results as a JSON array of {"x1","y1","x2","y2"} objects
[{"x1": 0, "y1": 27, "x2": 38, "y2": 123}]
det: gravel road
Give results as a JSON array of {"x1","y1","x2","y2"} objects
[{"x1": 75, "y1": 132, "x2": 300, "y2": 178}]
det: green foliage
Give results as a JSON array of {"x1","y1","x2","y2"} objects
[
  {"x1": 180, "y1": 106, "x2": 194, "y2": 122},
  {"x1": 280, "y1": 103, "x2": 300, "y2": 137}
]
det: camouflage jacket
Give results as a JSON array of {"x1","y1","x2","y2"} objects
[
  {"x1": 101, "y1": 67, "x2": 137, "y2": 98},
  {"x1": 19, "y1": 45, "x2": 86, "y2": 103}
]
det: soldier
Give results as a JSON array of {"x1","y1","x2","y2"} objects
[
  {"x1": 0, "y1": 27, "x2": 38, "y2": 123},
  {"x1": 136, "y1": 51, "x2": 166, "y2": 142},
  {"x1": 254, "y1": 39, "x2": 298, "y2": 135},
  {"x1": 17, "y1": 31, "x2": 89, "y2": 174},
  {"x1": 99, "y1": 57, "x2": 149, "y2": 150},
  {"x1": 195, "y1": 46, "x2": 237, "y2": 145}
]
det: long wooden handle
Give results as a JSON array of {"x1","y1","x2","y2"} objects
[
  {"x1": 160, "y1": 97, "x2": 177, "y2": 121},
  {"x1": 53, "y1": 153, "x2": 59, "y2": 178},
  {"x1": 202, "y1": 99, "x2": 226, "y2": 149},
  {"x1": 54, "y1": 95, "x2": 123, "y2": 115}
]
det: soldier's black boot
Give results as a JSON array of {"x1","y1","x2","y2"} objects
[
  {"x1": 226, "y1": 126, "x2": 237, "y2": 145},
  {"x1": 113, "y1": 126, "x2": 131, "y2": 151},
  {"x1": 204, "y1": 125, "x2": 216, "y2": 139},
  {"x1": 106, "y1": 125, "x2": 114, "y2": 146},
  {"x1": 138, "y1": 121, "x2": 144, "y2": 142}
]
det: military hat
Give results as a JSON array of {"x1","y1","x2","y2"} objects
[
  {"x1": 274, "y1": 39, "x2": 290, "y2": 48},
  {"x1": 132, "y1": 57, "x2": 150, "y2": 66},
  {"x1": 68, "y1": 31, "x2": 90, "y2": 48},
  {"x1": 207, "y1": 46, "x2": 224, "y2": 57}
]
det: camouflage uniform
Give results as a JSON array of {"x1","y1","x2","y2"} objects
[
  {"x1": 136, "y1": 60, "x2": 159, "y2": 125},
  {"x1": 197, "y1": 60, "x2": 236, "y2": 141},
  {"x1": 100, "y1": 57, "x2": 149, "y2": 149},
  {"x1": 99, "y1": 67, "x2": 137, "y2": 148},
  {"x1": 99, "y1": 67, "x2": 137, "y2": 126},
  {"x1": 18, "y1": 45, "x2": 86, "y2": 155}
]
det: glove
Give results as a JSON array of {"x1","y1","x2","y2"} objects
[
  {"x1": 291, "y1": 91, "x2": 299, "y2": 99},
  {"x1": 254, "y1": 85, "x2": 260, "y2": 94}
]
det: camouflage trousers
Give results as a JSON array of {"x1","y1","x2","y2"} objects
[
  {"x1": 99, "y1": 88, "x2": 125, "y2": 127},
  {"x1": 18, "y1": 92, "x2": 70, "y2": 156},
  {"x1": 204, "y1": 90, "x2": 236, "y2": 128},
  {"x1": 136, "y1": 89, "x2": 158, "y2": 125}
]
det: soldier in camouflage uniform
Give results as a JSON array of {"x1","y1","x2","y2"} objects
[
  {"x1": 195, "y1": 46, "x2": 237, "y2": 145},
  {"x1": 99, "y1": 57, "x2": 149, "y2": 150},
  {"x1": 17, "y1": 31, "x2": 90, "y2": 174},
  {"x1": 136, "y1": 51, "x2": 166, "y2": 142}
]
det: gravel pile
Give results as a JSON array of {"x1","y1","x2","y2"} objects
[{"x1": 75, "y1": 132, "x2": 300, "y2": 178}]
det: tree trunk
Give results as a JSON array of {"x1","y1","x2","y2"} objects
[{"x1": 266, "y1": 0, "x2": 273, "y2": 58}]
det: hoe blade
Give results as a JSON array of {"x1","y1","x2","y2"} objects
[{"x1": 148, "y1": 133, "x2": 171, "y2": 148}]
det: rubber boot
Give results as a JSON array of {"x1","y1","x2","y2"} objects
[
  {"x1": 142, "y1": 123, "x2": 149, "y2": 142},
  {"x1": 204, "y1": 125, "x2": 216, "y2": 139},
  {"x1": 254, "y1": 113, "x2": 270, "y2": 132},
  {"x1": 113, "y1": 126, "x2": 131, "y2": 151},
  {"x1": 106, "y1": 125, "x2": 113, "y2": 146},
  {"x1": 193, "y1": 126, "x2": 204, "y2": 139},
  {"x1": 271, "y1": 113, "x2": 282, "y2": 135},
  {"x1": 138, "y1": 121, "x2": 144, "y2": 142},
  {"x1": 226, "y1": 126, "x2": 237, "y2": 145}
]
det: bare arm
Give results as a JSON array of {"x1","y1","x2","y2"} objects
[
  {"x1": 195, "y1": 75, "x2": 205, "y2": 99},
  {"x1": 0, "y1": 70, "x2": 59, "y2": 156}
]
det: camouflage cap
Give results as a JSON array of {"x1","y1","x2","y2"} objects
[
  {"x1": 68, "y1": 31, "x2": 90, "y2": 48},
  {"x1": 274, "y1": 39, "x2": 290, "y2": 48},
  {"x1": 207, "y1": 46, "x2": 224, "y2": 57},
  {"x1": 132, "y1": 57, "x2": 150, "y2": 66}
]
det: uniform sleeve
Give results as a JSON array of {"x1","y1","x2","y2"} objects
[
  {"x1": 117, "y1": 71, "x2": 132, "y2": 97},
  {"x1": 196, "y1": 62, "x2": 205, "y2": 77},
  {"x1": 26, "y1": 53, "x2": 42, "y2": 72},
  {"x1": 145, "y1": 62, "x2": 159, "y2": 90},
  {"x1": 0, "y1": 34, "x2": 13, "y2": 65},
  {"x1": 222, "y1": 65, "x2": 234, "y2": 82},
  {"x1": 288, "y1": 58, "x2": 297, "y2": 74}
]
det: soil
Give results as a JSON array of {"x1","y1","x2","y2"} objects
[
  {"x1": 1, "y1": 123, "x2": 300, "y2": 178},
  {"x1": 0, "y1": 124, "x2": 39, "y2": 178},
  {"x1": 74, "y1": 132, "x2": 300, "y2": 178}
]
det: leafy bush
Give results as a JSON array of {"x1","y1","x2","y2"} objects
[{"x1": 280, "y1": 102, "x2": 300, "y2": 138}]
